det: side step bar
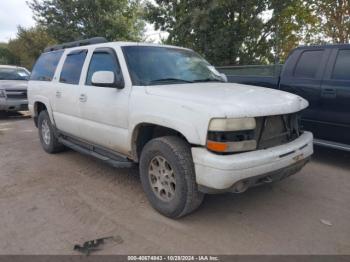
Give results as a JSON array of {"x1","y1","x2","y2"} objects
[
  {"x1": 314, "y1": 139, "x2": 350, "y2": 152},
  {"x1": 58, "y1": 137, "x2": 134, "y2": 168}
]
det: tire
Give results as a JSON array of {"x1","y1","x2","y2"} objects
[
  {"x1": 37, "y1": 110, "x2": 65, "y2": 154},
  {"x1": 139, "y1": 136, "x2": 204, "y2": 218}
]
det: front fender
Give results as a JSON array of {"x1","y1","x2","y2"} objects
[{"x1": 128, "y1": 115, "x2": 203, "y2": 148}]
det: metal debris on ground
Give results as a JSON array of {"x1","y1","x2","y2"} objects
[{"x1": 73, "y1": 235, "x2": 123, "y2": 255}]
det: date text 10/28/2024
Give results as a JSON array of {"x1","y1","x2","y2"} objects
[{"x1": 128, "y1": 256, "x2": 220, "y2": 261}]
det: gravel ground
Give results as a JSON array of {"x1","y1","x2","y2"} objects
[{"x1": 0, "y1": 112, "x2": 349, "y2": 255}]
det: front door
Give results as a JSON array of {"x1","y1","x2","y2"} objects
[{"x1": 79, "y1": 47, "x2": 130, "y2": 154}]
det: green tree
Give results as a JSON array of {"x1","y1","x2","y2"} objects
[
  {"x1": 0, "y1": 43, "x2": 19, "y2": 65},
  {"x1": 312, "y1": 0, "x2": 350, "y2": 43},
  {"x1": 147, "y1": 0, "x2": 317, "y2": 65},
  {"x1": 7, "y1": 26, "x2": 56, "y2": 69},
  {"x1": 28, "y1": 0, "x2": 145, "y2": 43},
  {"x1": 147, "y1": 0, "x2": 273, "y2": 65},
  {"x1": 268, "y1": 0, "x2": 318, "y2": 62}
]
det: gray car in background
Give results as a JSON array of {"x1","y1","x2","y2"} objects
[{"x1": 0, "y1": 65, "x2": 30, "y2": 112}]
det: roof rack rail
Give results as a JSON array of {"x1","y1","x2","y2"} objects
[{"x1": 44, "y1": 37, "x2": 108, "y2": 53}]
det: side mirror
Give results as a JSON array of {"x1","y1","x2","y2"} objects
[
  {"x1": 220, "y1": 73, "x2": 228, "y2": 82},
  {"x1": 91, "y1": 71, "x2": 124, "y2": 89}
]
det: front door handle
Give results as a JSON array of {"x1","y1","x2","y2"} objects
[
  {"x1": 56, "y1": 91, "x2": 61, "y2": 98},
  {"x1": 79, "y1": 94, "x2": 87, "y2": 102},
  {"x1": 321, "y1": 88, "x2": 337, "y2": 99}
]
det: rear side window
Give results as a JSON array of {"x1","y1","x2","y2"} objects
[
  {"x1": 60, "y1": 50, "x2": 87, "y2": 85},
  {"x1": 86, "y1": 49, "x2": 122, "y2": 85},
  {"x1": 30, "y1": 50, "x2": 63, "y2": 81},
  {"x1": 294, "y1": 50, "x2": 324, "y2": 79},
  {"x1": 332, "y1": 49, "x2": 350, "y2": 80}
]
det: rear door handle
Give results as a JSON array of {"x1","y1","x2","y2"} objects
[
  {"x1": 79, "y1": 94, "x2": 87, "y2": 102},
  {"x1": 321, "y1": 88, "x2": 337, "y2": 99},
  {"x1": 56, "y1": 91, "x2": 61, "y2": 98}
]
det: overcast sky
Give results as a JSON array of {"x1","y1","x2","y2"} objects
[
  {"x1": 0, "y1": 0, "x2": 35, "y2": 42},
  {"x1": 0, "y1": 0, "x2": 166, "y2": 43}
]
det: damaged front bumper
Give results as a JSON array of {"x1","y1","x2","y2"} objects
[{"x1": 192, "y1": 131, "x2": 313, "y2": 193}]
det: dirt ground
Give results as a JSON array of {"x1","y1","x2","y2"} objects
[{"x1": 0, "y1": 112, "x2": 349, "y2": 255}]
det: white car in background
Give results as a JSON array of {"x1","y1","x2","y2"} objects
[{"x1": 0, "y1": 65, "x2": 30, "y2": 112}]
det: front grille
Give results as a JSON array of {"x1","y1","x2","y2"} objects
[
  {"x1": 207, "y1": 113, "x2": 301, "y2": 155},
  {"x1": 5, "y1": 90, "x2": 27, "y2": 99},
  {"x1": 255, "y1": 113, "x2": 301, "y2": 149}
]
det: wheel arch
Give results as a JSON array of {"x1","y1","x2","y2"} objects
[
  {"x1": 130, "y1": 122, "x2": 198, "y2": 162},
  {"x1": 33, "y1": 98, "x2": 54, "y2": 127}
]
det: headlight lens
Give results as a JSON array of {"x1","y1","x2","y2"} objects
[
  {"x1": 0, "y1": 89, "x2": 6, "y2": 98},
  {"x1": 209, "y1": 117, "x2": 256, "y2": 131},
  {"x1": 207, "y1": 118, "x2": 257, "y2": 153}
]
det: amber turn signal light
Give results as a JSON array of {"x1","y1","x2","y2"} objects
[{"x1": 207, "y1": 140, "x2": 228, "y2": 152}]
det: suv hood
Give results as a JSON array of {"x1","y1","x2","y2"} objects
[
  {"x1": 145, "y1": 82, "x2": 308, "y2": 118},
  {"x1": 0, "y1": 80, "x2": 28, "y2": 90}
]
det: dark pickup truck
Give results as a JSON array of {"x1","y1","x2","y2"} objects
[{"x1": 218, "y1": 44, "x2": 350, "y2": 151}]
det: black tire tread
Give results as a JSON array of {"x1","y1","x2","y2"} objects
[
  {"x1": 141, "y1": 136, "x2": 204, "y2": 218},
  {"x1": 38, "y1": 110, "x2": 65, "y2": 154}
]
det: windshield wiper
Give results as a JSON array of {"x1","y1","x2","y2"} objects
[
  {"x1": 192, "y1": 78, "x2": 223, "y2": 83},
  {"x1": 149, "y1": 78, "x2": 194, "y2": 84}
]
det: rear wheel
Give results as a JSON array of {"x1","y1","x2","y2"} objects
[
  {"x1": 139, "y1": 136, "x2": 204, "y2": 218},
  {"x1": 38, "y1": 110, "x2": 65, "y2": 153}
]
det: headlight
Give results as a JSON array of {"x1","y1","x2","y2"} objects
[
  {"x1": 207, "y1": 118, "x2": 257, "y2": 153},
  {"x1": 0, "y1": 89, "x2": 6, "y2": 98},
  {"x1": 209, "y1": 117, "x2": 256, "y2": 131},
  {"x1": 207, "y1": 139, "x2": 257, "y2": 153}
]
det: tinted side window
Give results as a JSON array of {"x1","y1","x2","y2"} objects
[
  {"x1": 60, "y1": 50, "x2": 87, "y2": 85},
  {"x1": 294, "y1": 50, "x2": 324, "y2": 79},
  {"x1": 86, "y1": 50, "x2": 122, "y2": 86},
  {"x1": 30, "y1": 50, "x2": 63, "y2": 81},
  {"x1": 332, "y1": 49, "x2": 350, "y2": 80}
]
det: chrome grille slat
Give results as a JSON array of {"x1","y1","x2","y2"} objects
[{"x1": 5, "y1": 90, "x2": 27, "y2": 99}]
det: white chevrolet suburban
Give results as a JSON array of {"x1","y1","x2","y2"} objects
[{"x1": 28, "y1": 37, "x2": 313, "y2": 218}]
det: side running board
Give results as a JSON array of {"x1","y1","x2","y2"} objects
[
  {"x1": 314, "y1": 139, "x2": 350, "y2": 152},
  {"x1": 58, "y1": 137, "x2": 134, "y2": 168}
]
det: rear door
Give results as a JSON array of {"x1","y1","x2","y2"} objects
[
  {"x1": 29, "y1": 50, "x2": 63, "y2": 117},
  {"x1": 279, "y1": 48, "x2": 331, "y2": 138},
  {"x1": 52, "y1": 49, "x2": 87, "y2": 137},
  {"x1": 319, "y1": 48, "x2": 350, "y2": 144}
]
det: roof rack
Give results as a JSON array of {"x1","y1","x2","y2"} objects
[{"x1": 44, "y1": 37, "x2": 108, "y2": 53}]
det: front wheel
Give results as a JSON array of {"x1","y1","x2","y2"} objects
[
  {"x1": 139, "y1": 136, "x2": 204, "y2": 218},
  {"x1": 38, "y1": 110, "x2": 65, "y2": 154}
]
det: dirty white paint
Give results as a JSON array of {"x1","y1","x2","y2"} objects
[
  {"x1": 28, "y1": 41, "x2": 312, "y2": 191},
  {"x1": 192, "y1": 132, "x2": 313, "y2": 189}
]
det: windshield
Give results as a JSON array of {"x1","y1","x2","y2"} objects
[
  {"x1": 0, "y1": 68, "x2": 30, "y2": 81},
  {"x1": 122, "y1": 46, "x2": 223, "y2": 86}
]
